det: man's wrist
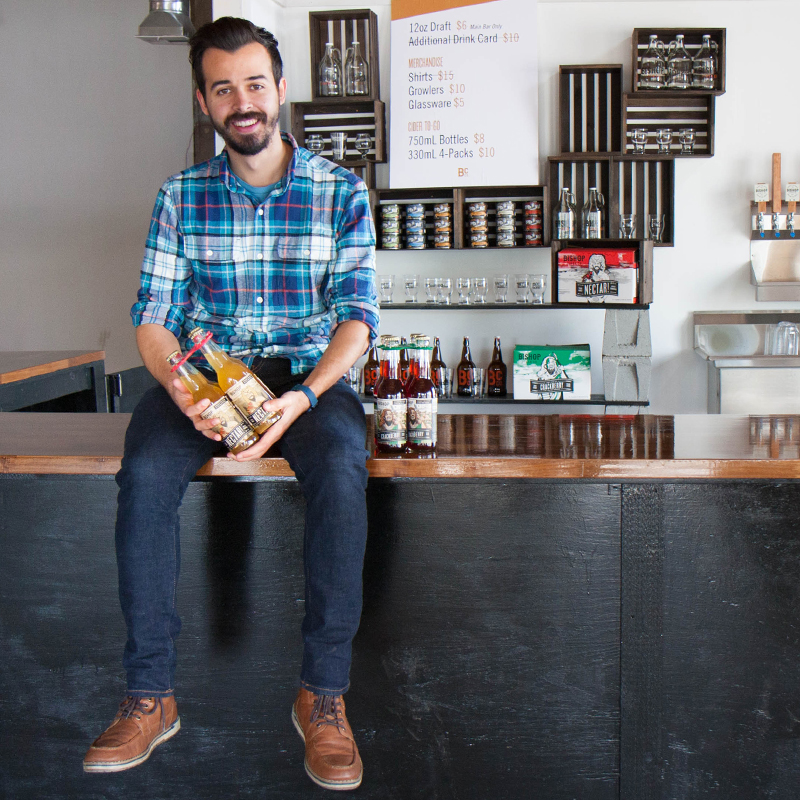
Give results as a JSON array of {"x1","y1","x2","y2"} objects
[{"x1": 288, "y1": 384, "x2": 317, "y2": 412}]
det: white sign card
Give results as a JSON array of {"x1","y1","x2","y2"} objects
[{"x1": 389, "y1": 0, "x2": 538, "y2": 188}]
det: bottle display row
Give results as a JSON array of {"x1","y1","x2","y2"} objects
[
  {"x1": 318, "y1": 40, "x2": 370, "y2": 97},
  {"x1": 638, "y1": 33, "x2": 717, "y2": 91}
]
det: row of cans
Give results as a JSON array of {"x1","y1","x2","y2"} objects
[{"x1": 380, "y1": 202, "x2": 453, "y2": 250}]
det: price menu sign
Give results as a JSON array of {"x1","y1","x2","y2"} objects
[{"x1": 389, "y1": 0, "x2": 538, "y2": 188}]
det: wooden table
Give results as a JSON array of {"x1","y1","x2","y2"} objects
[
  {"x1": 0, "y1": 350, "x2": 107, "y2": 412},
  {"x1": 3, "y1": 412, "x2": 800, "y2": 800}
]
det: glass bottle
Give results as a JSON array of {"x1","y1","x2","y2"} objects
[
  {"x1": 344, "y1": 40, "x2": 369, "y2": 96},
  {"x1": 406, "y1": 335, "x2": 437, "y2": 451},
  {"x1": 582, "y1": 187, "x2": 604, "y2": 239},
  {"x1": 399, "y1": 337, "x2": 411, "y2": 387},
  {"x1": 486, "y1": 336, "x2": 507, "y2": 397},
  {"x1": 639, "y1": 34, "x2": 667, "y2": 89},
  {"x1": 363, "y1": 345, "x2": 380, "y2": 397},
  {"x1": 692, "y1": 34, "x2": 717, "y2": 90},
  {"x1": 374, "y1": 336, "x2": 407, "y2": 453},
  {"x1": 430, "y1": 336, "x2": 447, "y2": 397},
  {"x1": 666, "y1": 34, "x2": 692, "y2": 90},
  {"x1": 553, "y1": 187, "x2": 577, "y2": 240},
  {"x1": 187, "y1": 328, "x2": 282, "y2": 435},
  {"x1": 404, "y1": 333, "x2": 424, "y2": 394},
  {"x1": 167, "y1": 350, "x2": 258, "y2": 455},
  {"x1": 373, "y1": 334, "x2": 391, "y2": 398},
  {"x1": 456, "y1": 336, "x2": 477, "y2": 397},
  {"x1": 319, "y1": 42, "x2": 343, "y2": 97}
]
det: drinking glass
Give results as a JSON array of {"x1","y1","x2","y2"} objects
[
  {"x1": 647, "y1": 214, "x2": 665, "y2": 244},
  {"x1": 619, "y1": 214, "x2": 636, "y2": 238},
  {"x1": 354, "y1": 133, "x2": 372, "y2": 158},
  {"x1": 424, "y1": 277, "x2": 437, "y2": 304},
  {"x1": 678, "y1": 128, "x2": 695, "y2": 155},
  {"x1": 472, "y1": 368, "x2": 485, "y2": 398},
  {"x1": 346, "y1": 366, "x2": 362, "y2": 394},
  {"x1": 403, "y1": 273, "x2": 419, "y2": 303},
  {"x1": 631, "y1": 128, "x2": 647, "y2": 155},
  {"x1": 656, "y1": 128, "x2": 672, "y2": 155},
  {"x1": 443, "y1": 368, "x2": 455, "y2": 398},
  {"x1": 473, "y1": 276, "x2": 488, "y2": 304},
  {"x1": 437, "y1": 277, "x2": 452, "y2": 305},
  {"x1": 305, "y1": 134, "x2": 324, "y2": 154},
  {"x1": 514, "y1": 273, "x2": 531, "y2": 304},
  {"x1": 771, "y1": 321, "x2": 800, "y2": 356},
  {"x1": 377, "y1": 273, "x2": 395, "y2": 303},
  {"x1": 494, "y1": 274, "x2": 509, "y2": 303},
  {"x1": 330, "y1": 131, "x2": 347, "y2": 160},
  {"x1": 529, "y1": 274, "x2": 547, "y2": 305},
  {"x1": 456, "y1": 277, "x2": 472, "y2": 305}
]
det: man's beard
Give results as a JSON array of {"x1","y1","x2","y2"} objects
[{"x1": 212, "y1": 110, "x2": 278, "y2": 156}]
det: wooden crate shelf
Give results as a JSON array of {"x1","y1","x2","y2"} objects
[
  {"x1": 632, "y1": 27, "x2": 726, "y2": 94},
  {"x1": 622, "y1": 91, "x2": 715, "y2": 158},
  {"x1": 309, "y1": 9, "x2": 380, "y2": 101},
  {"x1": 613, "y1": 156, "x2": 675, "y2": 247},
  {"x1": 291, "y1": 99, "x2": 386, "y2": 164},
  {"x1": 548, "y1": 155, "x2": 614, "y2": 239},
  {"x1": 559, "y1": 65, "x2": 623, "y2": 154}
]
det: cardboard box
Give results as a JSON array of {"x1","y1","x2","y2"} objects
[
  {"x1": 513, "y1": 344, "x2": 591, "y2": 400},
  {"x1": 557, "y1": 247, "x2": 638, "y2": 304}
]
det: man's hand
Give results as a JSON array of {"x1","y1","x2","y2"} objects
[
  {"x1": 169, "y1": 378, "x2": 223, "y2": 442},
  {"x1": 226, "y1": 388, "x2": 311, "y2": 461}
]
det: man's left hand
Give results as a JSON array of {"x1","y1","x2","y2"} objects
[{"x1": 226, "y1": 388, "x2": 311, "y2": 461}]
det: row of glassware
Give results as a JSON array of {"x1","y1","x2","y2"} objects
[
  {"x1": 378, "y1": 273, "x2": 548, "y2": 305},
  {"x1": 639, "y1": 33, "x2": 718, "y2": 90},
  {"x1": 305, "y1": 132, "x2": 372, "y2": 161},
  {"x1": 553, "y1": 187, "x2": 666, "y2": 242},
  {"x1": 629, "y1": 126, "x2": 697, "y2": 155}
]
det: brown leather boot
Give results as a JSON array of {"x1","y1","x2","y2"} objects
[
  {"x1": 292, "y1": 688, "x2": 363, "y2": 791},
  {"x1": 83, "y1": 695, "x2": 180, "y2": 773}
]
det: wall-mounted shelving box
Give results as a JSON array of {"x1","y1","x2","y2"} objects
[
  {"x1": 631, "y1": 28, "x2": 726, "y2": 95},
  {"x1": 559, "y1": 65, "x2": 623, "y2": 154},
  {"x1": 309, "y1": 9, "x2": 380, "y2": 101}
]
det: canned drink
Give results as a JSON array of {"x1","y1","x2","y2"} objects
[
  {"x1": 382, "y1": 218, "x2": 400, "y2": 232},
  {"x1": 496, "y1": 200, "x2": 516, "y2": 214},
  {"x1": 434, "y1": 233, "x2": 451, "y2": 248},
  {"x1": 470, "y1": 231, "x2": 488, "y2": 247},
  {"x1": 468, "y1": 202, "x2": 487, "y2": 215},
  {"x1": 382, "y1": 236, "x2": 401, "y2": 250},
  {"x1": 434, "y1": 203, "x2": 451, "y2": 215},
  {"x1": 405, "y1": 217, "x2": 425, "y2": 232},
  {"x1": 523, "y1": 200, "x2": 542, "y2": 212},
  {"x1": 469, "y1": 217, "x2": 488, "y2": 232},
  {"x1": 382, "y1": 204, "x2": 400, "y2": 219},
  {"x1": 524, "y1": 231, "x2": 543, "y2": 245},
  {"x1": 406, "y1": 203, "x2": 425, "y2": 217},
  {"x1": 433, "y1": 222, "x2": 452, "y2": 234},
  {"x1": 406, "y1": 235, "x2": 426, "y2": 249},
  {"x1": 496, "y1": 230, "x2": 516, "y2": 247}
]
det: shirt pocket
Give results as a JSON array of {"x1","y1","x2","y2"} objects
[
  {"x1": 270, "y1": 234, "x2": 335, "y2": 311},
  {"x1": 183, "y1": 234, "x2": 239, "y2": 316}
]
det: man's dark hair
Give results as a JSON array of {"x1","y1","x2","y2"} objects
[{"x1": 189, "y1": 17, "x2": 283, "y2": 97}]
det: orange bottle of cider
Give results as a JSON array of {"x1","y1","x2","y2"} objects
[
  {"x1": 188, "y1": 328, "x2": 282, "y2": 435},
  {"x1": 363, "y1": 345, "x2": 381, "y2": 397},
  {"x1": 406, "y1": 335, "x2": 438, "y2": 451},
  {"x1": 167, "y1": 350, "x2": 258, "y2": 454},
  {"x1": 374, "y1": 336, "x2": 407, "y2": 453},
  {"x1": 486, "y1": 336, "x2": 507, "y2": 397}
]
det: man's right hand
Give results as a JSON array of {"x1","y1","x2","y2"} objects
[{"x1": 168, "y1": 378, "x2": 223, "y2": 442}]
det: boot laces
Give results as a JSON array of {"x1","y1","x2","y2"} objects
[
  {"x1": 118, "y1": 696, "x2": 160, "y2": 723},
  {"x1": 310, "y1": 694, "x2": 346, "y2": 733}
]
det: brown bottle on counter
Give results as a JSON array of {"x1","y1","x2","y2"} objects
[
  {"x1": 486, "y1": 336, "x2": 507, "y2": 397},
  {"x1": 167, "y1": 350, "x2": 258, "y2": 454},
  {"x1": 399, "y1": 337, "x2": 411, "y2": 387},
  {"x1": 406, "y1": 335, "x2": 437, "y2": 451},
  {"x1": 374, "y1": 336, "x2": 407, "y2": 452},
  {"x1": 363, "y1": 345, "x2": 380, "y2": 397},
  {"x1": 456, "y1": 336, "x2": 476, "y2": 397},
  {"x1": 430, "y1": 336, "x2": 446, "y2": 396}
]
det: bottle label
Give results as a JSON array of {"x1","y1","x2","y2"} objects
[
  {"x1": 585, "y1": 211, "x2": 602, "y2": 238},
  {"x1": 364, "y1": 366, "x2": 380, "y2": 395},
  {"x1": 375, "y1": 398, "x2": 407, "y2": 446},
  {"x1": 407, "y1": 397, "x2": 437, "y2": 445},
  {"x1": 200, "y1": 396, "x2": 254, "y2": 450},
  {"x1": 226, "y1": 373, "x2": 277, "y2": 428}
]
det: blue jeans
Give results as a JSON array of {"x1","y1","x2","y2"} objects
[{"x1": 115, "y1": 358, "x2": 369, "y2": 698}]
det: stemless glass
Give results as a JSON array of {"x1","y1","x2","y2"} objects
[
  {"x1": 354, "y1": 133, "x2": 372, "y2": 158},
  {"x1": 456, "y1": 277, "x2": 472, "y2": 305},
  {"x1": 377, "y1": 273, "x2": 395, "y2": 303},
  {"x1": 678, "y1": 128, "x2": 695, "y2": 155},
  {"x1": 656, "y1": 128, "x2": 672, "y2": 155},
  {"x1": 529, "y1": 274, "x2": 547, "y2": 305},
  {"x1": 494, "y1": 274, "x2": 509, "y2": 303},
  {"x1": 514, "y1": 273, "x2": 531, "y2": 304},
  {"x1": 648, "y1": 214, "x2": 665, "y2": 244},
  {"x1": 424, "y1": 277, "x2": 437, "y2": 304},
  {"x1": 305, "y1": 134, "x2": 324, "y2": 154},
  {"x1": 473, "y1": 276, "x2": 488, "y2": 304},
  {"x1": 619, "y1": 214, "x2": 636, "y2": 238},
  {"x1": 437, "y1": 277, "x2": 453, "y2": 305},
  {"x1": 403, "y1": 273, "x2": 419, "y2": 303},
  {"x1": 631, "y1": 128, "x2": 647, "y2": 155},
  {"x1": 330, "y1": 131, "x2": 347, "y2": 160}
]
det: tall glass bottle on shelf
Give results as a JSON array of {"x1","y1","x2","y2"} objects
[
  {"x1": 456, "y1": 336, "x2": 477, "y2": 397},
  {"x1": 187, "y1": 328, "x2": 282, "y2": 435},
  {"x1": 582, "y1": 188, "x2": 604, "y2": 239},
  {"x1": 167, "y1": 351, "x2": 258, "y2": 455},
  {"x1": 666, "y1": 34, "x2": 692, "y2": 89},
  {"x1": 639, "y1": 34, "x2": 667, "y2": 89},
  {"x1": 486, "y1": 337, "x2": 507, "y2": 397},
  {"x1": 430, "y1": 336, "x2": 447, "y2": 397},
  {"x1": 553, "y1": 187, "x2": 577, "y2": 240},
  {"x1": 692, "y1": 34, "x2": 718, "y2": 89},
  {"x1": 318, "y1": 42, "x2": 343, "y2": 97},
  {"x1": 374, "y1": 336, "x2": 407, "y2": 453},
  {"x1": 344, "y1": 40, "x2": 369, "y2": 96},
  {"x1": 406, "y1": 335, "x2": 437, "y2": 451},
  {"x1": 363, "y1": 344, "x2": 380, "y2": 397}
]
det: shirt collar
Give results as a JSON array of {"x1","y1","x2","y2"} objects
[{"x1": 216, "y1": 131, "x2": 299, "y2": 199}]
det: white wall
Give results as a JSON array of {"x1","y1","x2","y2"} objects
[{"x1": 0, "y1": 1, "x2": 194, "y2": 372}]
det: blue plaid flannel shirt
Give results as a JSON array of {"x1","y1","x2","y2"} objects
[{"x1": 131, "y1": 132, "x2": 379, "y2": 373}]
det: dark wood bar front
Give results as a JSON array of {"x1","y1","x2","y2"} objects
[{"x1": 3, "y1": 413, "x2": 800, "y2": 799}]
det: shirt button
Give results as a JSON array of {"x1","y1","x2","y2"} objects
[
  {"x1": 256, "y1": 253, "x2": 263, "y2": 259},
  {"x1": 258, "y1": 209, "x2": 264, "y2": 216},
  {"x1": 256, "y1": 296, "x2": 264, "y2": 304},
  {"x1": 206, "y1": 250, "x2": 213, "y2": 257},
  {"x1": 305, "y1": 249, "x2": 311, "y2": 256}
]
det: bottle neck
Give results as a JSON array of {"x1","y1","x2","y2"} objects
[
  {"x1": 417, "y1": 348, "x2": 431, "y2": 380},
  {"x1": 384, "y1": 348, "x2": 400, "y2": 379}
]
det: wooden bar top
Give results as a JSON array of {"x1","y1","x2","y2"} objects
[
  {"x1": 2, "y1": 413, "x2": 800, "y2": 479},
  {"x1": 0, "y1": 350, "x2": 105, "y2": 385}
]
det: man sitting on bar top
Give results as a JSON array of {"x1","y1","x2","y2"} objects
[{"x1": 82, "y1": 17, "x2": 378, "y2": 792}]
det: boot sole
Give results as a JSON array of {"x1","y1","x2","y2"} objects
[
  {"x1": 291, "y1": 707, "x2": 363, "y2": 791},
  {"x1": 83, "y1": 717, "x2": 181, "y2": 773}
]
